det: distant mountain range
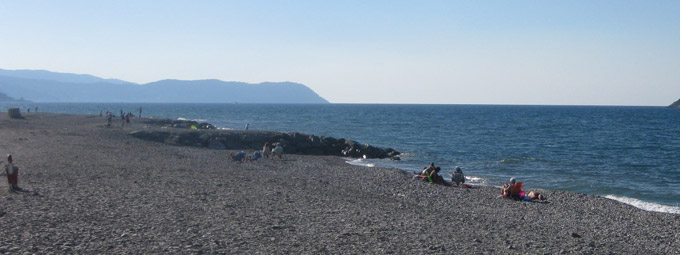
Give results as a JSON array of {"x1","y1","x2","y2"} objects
[
  {"x1": 0, "y1": 68, "x2": 329, "y2": 104},
  {"x1": 0, "y1": 91, "x2": 30, "y2": 102}
]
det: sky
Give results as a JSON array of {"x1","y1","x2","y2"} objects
[{"x1": 1, "y1": 0, "x2": 679, "y2": 105}]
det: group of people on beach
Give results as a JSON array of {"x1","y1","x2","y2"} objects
[
  {"x1": 230, "y1": 142, "x2": 284, "y2": 163},
  {"x1": 414, "y1": 163, "x2": 467, "y2": 187},
  {"x1": 414, "y1": 163, "x2": 547, "y2": 201},
  {"x1": 102, "y1": 108, "x2": 137, "y2": 127},
  {"x1": 499, "y1": 177, "x2": 546, "y2": 201}
]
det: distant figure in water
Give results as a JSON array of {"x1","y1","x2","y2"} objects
[
  {"x1": 262, "y1": 142, "x2": 272, "y2": 158},
  {"x1": 5, "y1": 154, "x2": 19, "y2": 192},
  {"x1": 450, "y1": 166, "x2": 465, "y2": 186},
  {"x1": 27, "y1": 108, "x2": 30, "y2": 113},
  {"x1": 35, "y1": 107, "x2": 38, "y2": 112}
]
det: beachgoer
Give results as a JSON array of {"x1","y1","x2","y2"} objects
[
  {"x1": 5, "y1": 154, "x2": 19, "y2": 191},
  {"x1": 125, "y1": 113, "x2": 131, "y2": 126},
  {"x1": 262, "y1": 142, "x2": 272, "y2": 158},
  {"x1": 272, "y1": 145, "x2": 284, "y2": 159},
  {"x1": 138, "y1": 107, "x2": 142, "y2": 118},
  {"x1": 419, "y1": 162, "x2": 436, "y2": 175},
  {"x1": 526, "y1": 190, "x2": 546, "y2": 200},
  {"x1": 450, "y1": 166, "x2": 465, "y2": 186},
  {"x1": 245, "y1": 123, "x2": 249, "y2": 130},
  {"x1": 231, "y1": 151, "x2": 247, "y2": 162},
  {"x1": 501, "y1": 177, "x2": 523, "y2": 200},
  {"x1": 428, "y1": 167, "x2": 449, "y2": 185},
  {"x1": 251, "y1": 151, "x2": 263, "y2": 161},
  {"x1": 106, "y1": 112, "x2": 113, "y2": 126}
]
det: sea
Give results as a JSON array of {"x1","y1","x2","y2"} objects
[{"x1": 3, "y1": 102, "x2": 680, "y2": 214}]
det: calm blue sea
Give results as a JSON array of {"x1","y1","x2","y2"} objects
[{"x1": 3, "y1": 103, "x2": 679, "y2": 213}]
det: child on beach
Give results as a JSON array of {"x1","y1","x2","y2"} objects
[
  {"x1": 262, "y1": 142, "x2": 272, "y2": 158},
  {"x1": 5, "y1": 154, "x2": 19, "y2": 191}
]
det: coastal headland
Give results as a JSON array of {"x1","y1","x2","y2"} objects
[{"x1": 0, "y1": 113, "x2": 678, "y2": 254}]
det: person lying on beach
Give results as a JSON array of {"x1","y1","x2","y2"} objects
[
  {"x1": 525, "y1": 190, "x2": 547, "y2": 201},
  {"x1": 449, "y1": 166, "x2": 465, "y2": 186},
  {"x1": 230, "y1": 151, "x2": 247, "y2": 163},
  {"x1": 250, "y1": 151, "x2": 263, "y2": 161},
  {"x1": 501, "y1": 177, "x2": 523, "y2": 200}
]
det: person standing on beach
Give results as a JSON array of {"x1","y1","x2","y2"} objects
[
  {"x1": 262, "y1": 142, "x2": 272, "y2": 158},
  {"x1": 138, "y1": 107, "x2": 142, "y2": 118},
  {"x1": 106, "y1": 112, "x2": 113, "y2": 126},
  {"x1": 5, "y1": 154, "x2": 19, "y2": 191}
]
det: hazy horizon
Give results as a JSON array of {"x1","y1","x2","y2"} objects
[{"x1": 1, "y1": 1, "x2": 678, "y2": 106}]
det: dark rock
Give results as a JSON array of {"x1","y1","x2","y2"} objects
[
  {"x1": 669, "y1": 98, "x2": 680, "y2": 108},
  {"x1": 208, "y1": 140, "x2": 226, "y2": 150},
  {"x1": 8, "y1": 108, "x2": 23, "y2": 119},
  {"x1": 130, "y1": 128, "x2": 399, "y2": 159}
]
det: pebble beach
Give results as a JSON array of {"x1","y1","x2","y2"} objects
[{"x1": 0, "y1": 112, "x2": 678, "y2": 254}]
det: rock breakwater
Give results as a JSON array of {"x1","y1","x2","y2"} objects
[{"x1": 131, "y1": 119, "x2": 400, "y2": 159}]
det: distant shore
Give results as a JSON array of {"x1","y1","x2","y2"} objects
[{"x1": 0, "y1": 112, "x2": 678, "y2": 254}]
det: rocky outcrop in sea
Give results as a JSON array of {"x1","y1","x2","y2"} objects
[
  {"x1": 669, "y1": 98, "x2": 680, "y2": 108},
  {"x1": 131, "y1": 118, "x2": 401, "y2": 160}
]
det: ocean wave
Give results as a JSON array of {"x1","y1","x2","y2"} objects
[
  {"x1": 604, "y1": 195, "x2": 680, "y2": 214},
  {"x1": 345, "y1": 158, "x2": 375, "y2": 168},
  {"x1": 465, "y1": 176, "x2": 486, "y2": 184},
  {"x1": 177, "y1": 117, "x2": 208, "y2": 122}
]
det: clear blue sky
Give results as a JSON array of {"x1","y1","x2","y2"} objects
[{"x1": 1, "y1": 0, "x2": 678, "y2": 105}]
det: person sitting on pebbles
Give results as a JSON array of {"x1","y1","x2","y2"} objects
[
  {"x1": 428, "y1": 167, "x2": 451, "y2": 186},
  {"x1": 501, "y1": 177, "x2": 523, "y2": 200},
  {"x1": 449, "y1": 166, "x2": 465, "y2": 187}
]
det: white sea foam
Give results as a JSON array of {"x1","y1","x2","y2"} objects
[
  {"x1": 466, "y1": 176, "x2": 485, "y2": 183},
  {"x1": 604, "y1": 195, "x2": 680, "y2": 214},
  {"x1": 177, "y1": 117, "x2": 208, "y2": 122},
  {"x1": 345, "y1": 158, "x2": 375, "y2": 168}
]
